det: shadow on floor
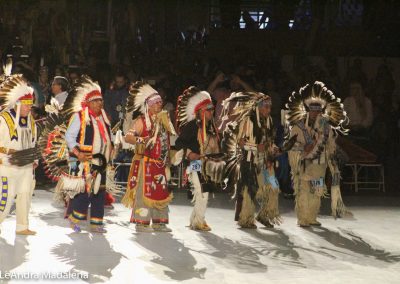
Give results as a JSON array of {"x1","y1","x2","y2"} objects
[
  {"x1": 133, "y1": 233, "x2": 207, "y2": 281},
  {"x1": 308, "y1": 226, "x2": 400, "y2": 265},
  {"x1": 51, "y1": 233, "x2": 125, "y2": 283},
  {"x1": 239, "y1": 228, "x2": 307, "y2": 267},
  {"x1": 195, "y1": 232, "x2": 268, "y2": 273},
  {"x1": 0, "y1": 237, "x2": 29, "y2": 272}
]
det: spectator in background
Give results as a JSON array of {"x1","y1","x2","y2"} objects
[
  {"x1": 67, "y1": 67, "x2": 80, "y2": 84},
  {"x1": 103, "y1": 72, "x2": 129, "y2": 127},
  {"x1": 264, "y1": 78, "x2": 282, "y2": 122},
  {"x1": 157, "y1": 84, "x2": 175, "y2": 121},
  {"x1": 207, "y1": 73, "x2": 231, "y2": 131},
  {"x1": 207, "y1": 72, "x2": 253, "y2": 131},
  {"x1": 38, "y1": 66, "x2": 50, "y2": 105},
  {"x1": 344, "y1": 81, "x2": 373, "y2": 149},
  {"x1": 54, "y1": 65, "x2": 65, "y2": 77},
  {"x1": 373, "y1": 63, "x2": 395, "y2": 109},
  {"x1": 344, "y1": 81, "x2": 373, "y2": 131},
  {"x1": 14, "y1": 61, "x2": 45, "y2": 108},
  {"x1": 345, "y1": 58, "x2": 368, "y2": 91},
  {"x1": 50, "y1": 76, "x2": 70, "y2": 106}
]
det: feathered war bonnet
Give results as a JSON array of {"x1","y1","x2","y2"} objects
[
  {"x1": 62, "y1": 74, "x2": 110, "y2": 126},
  {"x1": 285, "y1": 81, "x2": 348, "y2": 133},
  {"x1": 0, "y1": 58, "x2": 34, "y2": 131},
  {"x1": 218, "y1": 91, "x2": 272, "y2": 131},
  {"x1": 175, "y1": 86, "x2": 214, "y2": 142},
  {"x1": 125, "y1": 81, "x2": 162, "y2": 131}
]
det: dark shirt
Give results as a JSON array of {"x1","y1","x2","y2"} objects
[
  {"x1": 175, "y1": 120, "x2": 200, "y2": 154},
  {"x1": 103, "y1": 87, "x2": 129, "y2": 127}
]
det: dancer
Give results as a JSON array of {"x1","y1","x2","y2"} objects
[
  {"x1": 175, "y1": 86, "x2": 224, "y2": 231},
  {"x1": 0, "y1": 60, "x2": 38, "y2": 235},
  {"x1": 122, "y1": 82, "x2": 175, "y2": 232},
  {"x1": 221, "y1": 92, "x2": 288, "y2": 229},
  {"x1": 63, "y1": 75, "x2": 115, "y2": 233},
  {"x1": 285, "y1": 81, "x2": 349, "y2": 227},
  {"x1": 41, "y1": 75, "x2": 115, "y2": 233}
]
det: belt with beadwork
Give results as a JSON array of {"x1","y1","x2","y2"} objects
[{"x1": 0, "y1": 147, "x2": 16, "y2": 154}]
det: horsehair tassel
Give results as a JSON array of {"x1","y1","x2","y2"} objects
[
  {"x1": 305, "y1": 112, "x2": 309, "y2": 128},
  {"x1": 14, "y1": 102, "x2": 21, "y2": 136},
  {"x1": 84, "y1": 106, "x2": 90, "y2": 125},
  {"x1": 145, "y1": 104, "x2": 151, "y2": 131},
  {"x1": 101, "y1": 108, "x2": 111, "y2": 126},
  {"x1": 213, "y1": 119, "x2": 220, "y2": 142},
  {"x1": 202, "y1": 110, "x2": 207, "y2": 143}
]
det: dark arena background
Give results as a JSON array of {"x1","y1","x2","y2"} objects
[{"x1": 0, "y1": 0, "x2": 399, "y2": 283}]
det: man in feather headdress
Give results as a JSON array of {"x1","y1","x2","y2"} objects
[
  {"x1": 285, "y1": 81, "x2": 350, "y2": 227},
  {"x1": 175, "y1": 86, "x2": 224, "y2": 231},
  {"x1": 122, "y1": 82, "x2": 176, "y2": 233},
  {"x1": 221, "y1": 92, "x2": 285, "y2": 229},
  {"x1": 63, "y1": 75, "x2": 113, "y2": 233},
  {"x1": 0, "y1": 60, "x2": 38, "y2": 235}
]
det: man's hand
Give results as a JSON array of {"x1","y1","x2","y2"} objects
[
  {"x1": 304, "y1": 143, "x2": 315, "y2": 154},
  {"x1": 77, "y1": 152, "x2": 91, "y2": 162},
  {"x1": 231, "y1": 74, "x2": 242, "y2": 84},
  {"x1": 188, "y1": 152, "x2": 202, "y2": 161},
  {"x1": 33, "y1": 162, "x2": 39, "y2": 169},
  {"x1": 270, "y1": 145, "x2": 280, "y2": 155},
  {"x1": 238, "y1": 138, "x2": 246, "y2": 148},
  {"x1": 257, "y1": 143, "x2": 266, "y2": 152},
  {"x1": 214, "y1": 72, "x2": 225, "y2": 83}
]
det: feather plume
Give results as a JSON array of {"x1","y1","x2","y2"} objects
[
  {"x1": 285, "y1": 81, "x2": 348, "y2": 134},
  {"x1": 62, "y1": 75, "x2": 101, "y2": 119},
  {"x1": 3, "y1": 58, "x2": 12, "y2": 77},
  {"x1": 175, "y1": 86, "x2": 212, "y2": 132},
  {"x1": 126, "y1": 81, "x2": 158, "y2": 120}
]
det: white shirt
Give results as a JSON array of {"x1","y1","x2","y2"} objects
[{"x1": 54, "y1": 91, "x2": 68, "y2": 106}]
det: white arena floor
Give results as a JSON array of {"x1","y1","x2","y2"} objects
[{"x1": 0, "y1": 189, "x2": 399, "y2": 284}]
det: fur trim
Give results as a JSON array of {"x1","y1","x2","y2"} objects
[
  {"x1": 295, "y1": 179, "x2": 323, "y2": 225},
  {"x1": 104, "y1": 166, "x2": 123, "y2": 195},
  {"x1": 256, "y1": 185, "x2": 282, "y2": 225},
  {"x1": 188, "y1": 171, "x2": 209, "y2": 228},
  {"x1": 58, "y1": 173, "x2": 86, "y2": 199},
  {"x1": 331, "y1": 185, "x2": 351, "y2": 218},
  {"x1": 238, "y1": 187, "x2": 256, "y2": 227}
]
